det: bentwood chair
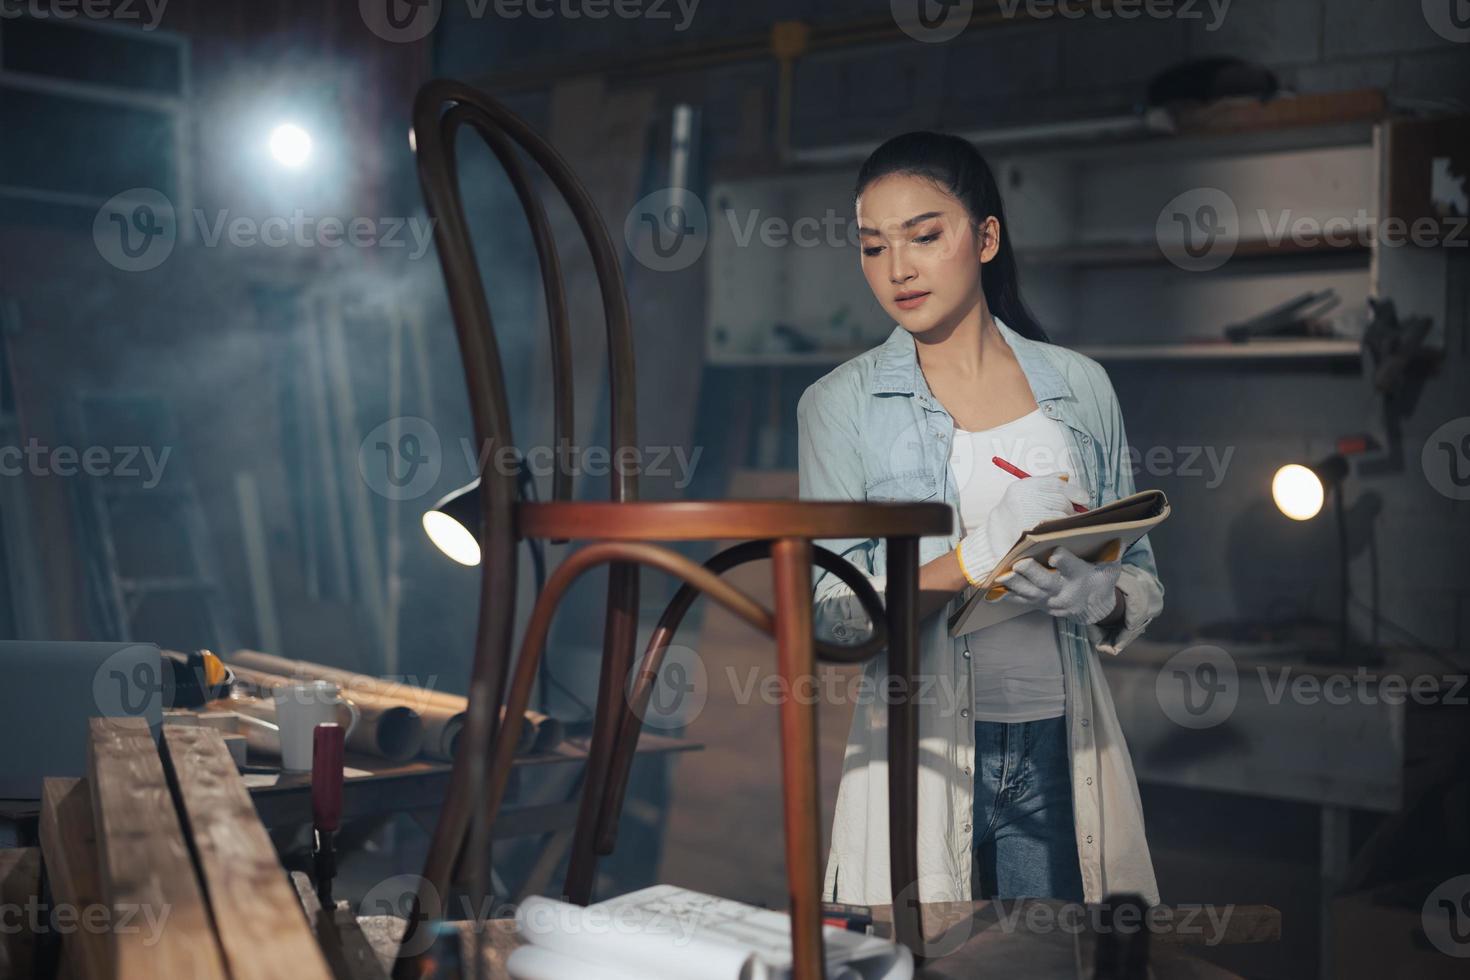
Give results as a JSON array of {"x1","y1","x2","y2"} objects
[{"x1": 393, "y1": 79, "x2": 951, "y2": 979}]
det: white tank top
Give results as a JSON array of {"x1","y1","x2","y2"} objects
[{"x1": 948, "y1": 407, "x2": 1072, "y2": 723}]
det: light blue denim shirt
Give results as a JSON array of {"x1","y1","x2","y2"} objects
[{"x1": 798, "y1": 316, "x2": 1164, "y2": 907}]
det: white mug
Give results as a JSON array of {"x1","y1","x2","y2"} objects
[{"x1": 272, "y1": 680, "x2": 360, "y2": 771}]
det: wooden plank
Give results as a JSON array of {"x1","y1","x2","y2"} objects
[
  {"x1": 160, "y1": 724, "x2": 334, "y2": 980},
  {"x1": 0, "y1": 847, "x2": 41, "y2": 978},
  {"x1": 87, "y1": 716, "x2": 229, "y2": 980},
  {"x1": 39, "y1": 778, "x2": 111, "y2": 980}
]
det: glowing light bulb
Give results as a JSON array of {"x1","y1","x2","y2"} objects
[
  {"x1": 422, "y1": 510, "x2": 480, "y2": 566},
  {"x1": 269, "y1": 123, "x2": 313, "y2": 168},
  {"x1": 1272, "y1": 463, "x2": 1325, "y2": 521}
]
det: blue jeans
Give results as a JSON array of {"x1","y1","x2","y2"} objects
[{"x1": 972, "y1": 716, "x2": 1084, "y2": 901}]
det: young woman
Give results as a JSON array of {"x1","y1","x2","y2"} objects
[{"x1": 797, "y1": 132, "x2": 1164, "y2": 907}]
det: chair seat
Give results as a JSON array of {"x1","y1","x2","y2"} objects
[{"x1": 517, "y1": 499, "x2": 953, "y2": 542}]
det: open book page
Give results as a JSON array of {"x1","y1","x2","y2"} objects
[{"x1": 508, "y1": 885, "x2": 914, "y2": 980}]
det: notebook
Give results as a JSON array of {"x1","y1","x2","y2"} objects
[{"x1": 948, "y1": 489, "x2": 1171, "y2": 638}]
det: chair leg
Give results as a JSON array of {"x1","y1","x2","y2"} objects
[
  {"x1": 770, "y1": 537, "x2": 826, "y2": 980},
  {"x1": 564, "y1": 559, "x2": 639, "y2": 904},
  {"x1": 884, "y1": 535, "x2": 923, "y2": 960}
]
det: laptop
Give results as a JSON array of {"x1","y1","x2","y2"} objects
[{"x1": 0, "y1": 641, "x2": 163, "y2": 799}]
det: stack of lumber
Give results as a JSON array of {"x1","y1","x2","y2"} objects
[{"x1": 0, "y1": 717, "x2": 380, "y2": 980}]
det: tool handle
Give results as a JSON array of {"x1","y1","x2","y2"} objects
[{"x1": 311, "y1": 723, "x2": 345, "y2": 832}]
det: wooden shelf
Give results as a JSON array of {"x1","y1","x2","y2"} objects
[
  {"x1": 1076, "y1": 339, "x2": 1361, "y2": 362},
  {"x1": 1017, "y1": 236, "x2": 1372, "y2": 268},
  {"x1": 720, "y1": 92, "x2": 1385, "y2": 181}
]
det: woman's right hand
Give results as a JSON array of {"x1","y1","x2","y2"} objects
[{"x1": 956, "y1": 474, "x2": 1089, "y2": 586}]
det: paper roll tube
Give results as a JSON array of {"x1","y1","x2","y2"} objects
[
  {"x1": 226, "y1": 664, "x2": 425, "y2": 762},
  {"x1": 228, "y1": 650, "x2": 565, "y2": 757}
]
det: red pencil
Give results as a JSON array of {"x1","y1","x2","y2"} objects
[{"x1": 991, "y1": 455, "x2": 1088, "y2": 513}]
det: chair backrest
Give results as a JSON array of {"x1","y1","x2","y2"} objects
[
  {"x1": 412, "y1": 78, "x2": 639, "y2": 512},
  {"x1": 405, "y1": 78, "x2": 645, "y2": 923}
]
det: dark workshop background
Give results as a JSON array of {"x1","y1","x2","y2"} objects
[{"x1": 0, "y1": 2, "x2": 1467, "y2": 978}]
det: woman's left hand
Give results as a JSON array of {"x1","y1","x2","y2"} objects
[{"x1": 995, "y1": 546, "x2": 1121, "y2": 623}]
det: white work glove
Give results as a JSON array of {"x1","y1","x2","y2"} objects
[
  {"x1": 997, "y1": 546, "x2": 1122, "y2": 623},
  {"x1": 955, "y1": 474, "x2": 1087, "y2": 586}
]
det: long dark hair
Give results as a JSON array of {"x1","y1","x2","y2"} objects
[{"x1": 855, "y1": 131, "x2": 1050, "y2": 343}]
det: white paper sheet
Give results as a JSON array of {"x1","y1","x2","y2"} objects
[{"x1": 509, "y1": 885, "x2": 913, "y2": 980}]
